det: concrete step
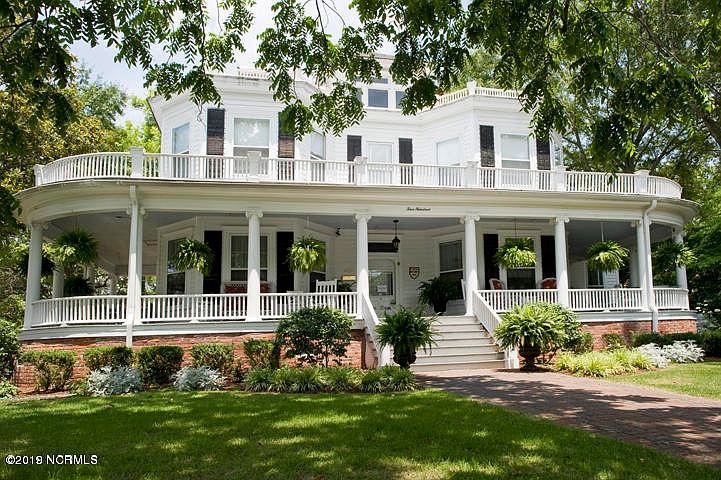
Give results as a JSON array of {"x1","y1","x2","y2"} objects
[
  {"x1": 413, "y1": 352, "x2": 505, "y2": 365},
  {"x1": 433, "y1": 337, "x2": 496, "y2": 347},
  {"x1": 430, "y1": 315, "x2": 477, "y2": 325},
  {"x1": 420, "y1": 344, "x2": 502, "y2": 356},
  {"x1": 434, "y1": 330, "x2": 492, "y2": 341},
  {"x1": 411, "y1": 359, "x2": 507, "y2": 372},
  {"x1": 433, "y1": 323, "x2": 488, "y2": 333}
]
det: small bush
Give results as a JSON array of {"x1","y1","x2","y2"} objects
[
  {"x1": 602, "y1": 333, "x2": 625, "y2": 350},
  {"x1": 0, "y1": 319, "x2": 20, "y2": 377},
  {"x1": 632, "y1": 331, "x2": 701, "y2": 347},
  {"x1": 135, "y1": 346, "x2": 184, "y2": 385},
  {"x1": 611, "y1": 348, "x2": 652, "y2": 371},
  {"x1": 661, "y1": 341, "x2": 704, "y2": 363},
  {"x1": 19, "y1": 350, "x2": 76, "y2": 391},
  {"x1": 635, "y1": 344, "x2": 669, "y2": 368},
  {"x1": 0, "y1": 379, "x2": 18, "y2": 398},
  {"x1": 701, "y1": 330, "x2": 721, "y2": 357},
  {"x1": 269, "y1": 366, "x2": 296, "y2": 392},
  {"x1": 86, "y1": 366, "x2": 141, "y2": 396},
  {"x1": 243, "y1": 339, "x2": 280, "y2": 370},
  {"x1": 379, "y1": 365, "x2": 417, "y2": 391},
  {"x1": 290, "y1": 366, "x2": 323, "y2": 393},
  {"x1": 244, "y1": 368, "x2": 274, "y2": 392},
  {"x1": 555, "y1": 350, "x2": 636, "y2": 377},
  {"x1": 323, "y1": 367, "x2": 361, "y2": 392},
  {"x1": 84, "y1": 346, "x2": 133, "y2": 371},
  {"x1": 275, "y1": 306, "x2": 353, "y2": 367},
  {"x1": 229, "y1": 360, "x2": 246, "y2": 383},
  {"x1": 173, "y1": 366, "x2": 225, "y2": 391},
  {"x1": 564, "y1": 331, "x2": 595, "y2": 354},
  {"x1": 359, "y1": 370, "x2": 385, "y2": 393},
  {"x1": 190, "y1": 343, "x2": 234, "y2": 375}
]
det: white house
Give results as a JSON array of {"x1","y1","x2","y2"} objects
[{"x1": 17, "y1": 58, "x2": 699, "y2": 372}]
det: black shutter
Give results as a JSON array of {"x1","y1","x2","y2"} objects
[
  {"x1": 399, "y1": 138, "x2": 413, "y2": 185},
  {"x1": 479, "y1": 125, "x2": 495, "y2": 167},
  {"x1": 347, "y1": 135, "x2": 362, "y2": 161},
  {"x1": 276, "y1": 232, "x2": 295, "y2": 293},
  {"x1": 206, "y1": 108, "x2": 225, "y2": 155},
  {"x1": 483, "y1": 234, "x2": 499, "y2": 287},
  {"x1": 541, "y1": 235, "x2": 556, "y2": 279},
  {"x1": 202, "y1": 230, "x2": 222, "y2": 293},
  {"x1": 536, "y1": 139, "x2": 551, "y2": 170},
  {"x1": 278, "y1": 114, "x2": 295, "y2": 158}
]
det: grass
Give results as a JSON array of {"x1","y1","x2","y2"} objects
[
  {"x1": 606, "y1": 360, "x2": 721, "y2": 399},
  {"x1": 1, "y1": 390, "x2": 718, "y2": 479}
]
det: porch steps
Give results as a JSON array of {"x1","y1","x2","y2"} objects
[{"x1": 411, "y1": 315, "x2": 506, "y2": 373}]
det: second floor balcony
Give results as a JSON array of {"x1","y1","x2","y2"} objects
[{"x1": 33, "y1": 150, "x2": 683, "y2": 199}]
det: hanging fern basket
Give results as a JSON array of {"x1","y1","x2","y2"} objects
[
  {"x1": 287, "y1": 237, "x2": 327, "y2": 274},
  {"x1": 652, "y1": 240, "x2": 695, "y2": 270},
  {"x1": 53, "y1": 229, "x2": 99, "y2": 268},
  {"x1": 173, "y1": 239, "x2": 215, "y2": 276},
  {"x1": 494, "y1": 238, "x2": 536, "y2": 269},
  {"x1": 586, "y1": 241, "x2": 629, "y2": 273}
]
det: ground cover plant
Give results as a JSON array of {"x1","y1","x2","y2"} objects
[
  {"x1": 606, "y1": 360, "x2": 721, "y2": 399},
  {"x1": 0, "y1": 390, "x2": 718, "y2": 479}
]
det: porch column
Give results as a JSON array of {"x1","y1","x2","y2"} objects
[
  {"x1": 23, "y1": 223, "x2": 45, "y2": 329},
  {"x1": 461, "y1": 215, "x2": 480, "y2": 315},
  {"x1": 355, "y1": 214, "x2": 371, "y2": 300},
  {"x1": 672, "y1": 229, "x2": 688, "y2": 290},
  {"x1": 246, "y1": 210, "x2": 263, "y2": 320},
  {"x1": 635, "y1": 221, "x2": 649, "y2": 311},
  {"x1": 126, "y1": 187, "x2": 144, "y2": 347},
  {"x1": 642, "y1": 211, "x2": 658, "y2": 331},
  {"x1": 554, "y1": 217, "x2": 570, "y2": 307},
  {"x1": 52, "y1": 265, "x2": 64, "y2": 298}
]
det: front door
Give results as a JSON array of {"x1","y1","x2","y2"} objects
[{"x1": 369, "y1": 257, "x2": 396, "y2": 314}]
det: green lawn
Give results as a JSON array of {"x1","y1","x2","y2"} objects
[
  {"x1": 606, "y1": 360, "x2": 721, "y2": 399},
  {"x1": 1, "y1": 389, "x2": 717, "y2": 479}
]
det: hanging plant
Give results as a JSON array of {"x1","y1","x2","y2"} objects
[
  {"x1": 287, "y1": 237, "x2": 326, "y2": 274},
  {"x1": 587, "y1": 241, "x2": 629, "y2": 272},
  {"x1": 652, "y1": 240, "x2": 695, "y2": 270},
  {"x1": 494, "y1": 238, "x2": 536, "y2": 269},
  {"x1": 172, "y1": 239, "x2": 215, "y2": 276},
  {"x1": 53, "y1": 229, "x2": 99, "y2": 268}
]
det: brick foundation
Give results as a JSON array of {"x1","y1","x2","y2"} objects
[
  {"x1": 14, "y1": 329, "x2": 367, "y2": 392},
  {"x1": 582, "y1": 319, "x2": 697, "y2": 349}
]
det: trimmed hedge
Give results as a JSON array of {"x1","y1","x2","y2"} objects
[
  {"x1": 701, "y1": 330, "x2": 721, "y2": 357},
  {"x1": 243, "y1": 339, "x2": 280, "y2": 370},
  {"x1": 84, "y1": 346, "x2": 133, "y2": 371},
  {"x1": 190, "y1": 343, "x2": 234, "y2": 376},
  {"x1": 135, "y1": 346, "x2": 184, "y2": 385},
  {"x1": 631, "y1": 330, "x2": 721, "y2": 358},
  {"x1": 19, "y1": 350, "x2": 76, "y2": 391}
]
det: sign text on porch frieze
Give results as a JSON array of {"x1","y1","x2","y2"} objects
[{"x1": 406, "y1": 207, "x2": 431, "y2": 212}]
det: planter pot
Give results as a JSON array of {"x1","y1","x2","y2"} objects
[
  {"x1": 518, "y1": 344, "x2": 542, "y2": 372},
  {"x1": 432, "y1": 301, "x2": 448, "y2": 314},
  {"x1": 393, "y1": 350, "x2": 417, "y2": 370}
]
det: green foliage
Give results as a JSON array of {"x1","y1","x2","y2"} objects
[
  {"x1": 0, "y1": 295, "x2": 24, "y2": 329},
  {"x1": 287, "y1": 365, "x2": 324, "y2": 393},
  {"x1": 555, "y1": 349, "x2": 652, "y2": 378},
  {"x1": 135, "y1": 346, "x2": 184, "y2": 386},
  {"x1": 84, "y1": 346, "x2": 133, "y2": 371},
  {"x1": 63, "y1": 275, "x2": 94, "y2": 297},
  {"x1": 358, "y1": 369, "x2": 385, "y2": 393},
  {"x1": 243, "y1": 367, "x2": 275, "y2": 392},
  {"x1": 602, "y1": 333, "x2": 626, "y2": 351},
  {"x1": 494, "y1": 238, "x2": 536, "y2": 269},
  {"x1": 86, "y1": 366, "x2": 142, "y2": 396},
  {"x1": 0, "y1": 379, "x2": 18, "y2": 398},
  {"x1": 700, "y1": 330, "x2": 721, "y2": 357},
  {"x1": 0, "y1": 319, "x2": 20, "y2": 378},
  {"x1": 275, "y1": 307, "x2": 353, "y2": 367},
  {"x1": 323, "y1": 366, "x2": 361, "y2": 392},
  {"x1": 379, "y1": 365, "x2": 417, "y2": 392},
  {"x1": 242, "y1": 366, "x2": 417, "y2": 393},
  {"x1": 287, "y1": 237, "x2": 326, "y2": 274},
  {"x1": 52, "y1": 230, "x2": 99, "y2": 268},
  {"x1": 377, "y1": 306, "x2": 436, "y2": 369},
  {"x1": 632, "y1": 332, "x2": 701, "y2": 348},
  {"x1": 173, "y1": 366, "x2": 225, "y2": 392},
  {"x1": 172, "y1": 239, "x2": 214, "y2": 276},
  {"x1": 495, "y1": 302, "x2": 576, "y2": 352},
  {"x1": 587, "y1": 241, "x2": 629, "y2": 273},
  {"x1": 190, "y1": 343, "x2": 234, "y2": 376},
  {"x1": 19, "y1": 350, "x2": 76, "y2": 391},
  {"x1": 565, "y1": 332, "x2": 595, "y2": 355},
  {"x1": 417, "y1": 277, "x2": 461, "y2": 309},
  {"x1": 242, "y1": 339, "x2": 281, "y2": 370}
]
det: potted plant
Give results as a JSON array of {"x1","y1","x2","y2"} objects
[
  {"x1": 173, "y1": 239, "x2": 215, "y2": 276},
  {"x1": 287, "y1": 237, "x2": 326, "y2": 274},
  {"x1": 652, "y1": 240, "x2": 695, "y2": 270},
  {"x1": 417, "y1": 276, "x2": 461, "y2": 314},
  {"x1": 494, "y1": 237, "x2": 536, "y2": 269},
  {"x1": 52, "y1": 229, "x2": 99, "y2": 268},
  {"x1": 493, "y1": 302, "x2": 573, "y2": 371},
  {"x1": 586, "y1": 240, "x2": 629, "y2": 272},
  {"x1": 376, "y1": 306, "x2": 436, "y2": 369}
]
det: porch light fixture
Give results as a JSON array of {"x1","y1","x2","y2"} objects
[{"x1": 392, "y1": 220, "x2": 400, "y2": 252}]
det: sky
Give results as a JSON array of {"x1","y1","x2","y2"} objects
[{"x1": 72, "y1": 2, "x2": 360, "y2": 125}]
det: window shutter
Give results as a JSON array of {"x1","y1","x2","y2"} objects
[
  {"x1": 479, "y1": 125, "x2": 495, "y2": 167},
  {"x1": 206, "y1": 108, "x2": 225, "y2": 155},
  {"x1": 278, "y1": 114, "x2": 295, "y2": 158},
  {"x1": 399, "y1": 138, "x2": 413, "y2": 185},
  {"x1": 536, "y1": 139, "x2": 551, "y2": 170},
  {"x1": 347, "y1": 135, "x2": 362, "y2": 161},
  {"x1": 483, "y1": 234, "x2": 500, "y2": 286},
  {"x1": 541, "y1": 235, "x2": 556, "y2": 279}
]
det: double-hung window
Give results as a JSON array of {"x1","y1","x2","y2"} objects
[
  {"x1": 166, "y1": 238, "x2": 186, "y2": 294},
  {"x1": 230, "y1": 235, "x2": 268, "y2": 282},
  {"x1": 439, "y1": 240, "x2": 463, "y2": 299},
  {"x1": 501, "y1": 134, "x2": 531, "y2": 169},
  {"x1": 309, "y1": 131, "x2": 326, "y2": 182},
  {"x1": 233, "y1": 118, "x2": 270, "y2": 174},
  {"x1": 171, "y1": 123, "x2": 190, "y2": 177}
]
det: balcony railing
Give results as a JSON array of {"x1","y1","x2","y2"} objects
[{"x1": 33, "y1": 152, "x2": 683, "y2": 199}]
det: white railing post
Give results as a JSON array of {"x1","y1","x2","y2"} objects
[
  {"x1": 464, "y1": 159, "x2": 479, "y2": 188},
  {"x1": 354, "y1": 156, "x2": 368, "y2": 186},
  {"x1": 635, "y1": 169, "x2": 650, "y2": 194},
  {"x1": 130, "y1": 147, "x2": 145, "y2": 178},
  {"x1": 553, "y1": 165, "x2": 566, "y2": 191},
  {"x1": 248, "y1": 151, "x2": 261, "y2": 182},
  {"x1": 33, "y1": 164, "x2": 43, "y2": 186}
]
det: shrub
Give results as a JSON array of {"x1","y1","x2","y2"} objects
[
  {"x1": 84, "y1": 346, "x2": 133, "y2": 371},
  {"x1": 569, "y1": 332, "x2": 595, "y2": 354},
  {"x1": 173, "y1": 366, "x2": 225, "y2": 391},
  {"x1": 323, "y1": 367, "x2": 361, "y2": 392},
  {"x1": 377, "y1": 306, "x2": 436, "y2": 369},
  {"x1": 0, "y1": 379, "x2": 18, "y2": 398},
  {"x1": 86, "y1": 366, "x2": 142, "y2": 396},
  {"x1": 243, "y1": 339, "x2": 280, "y2": 370},
  {"x1": 555, "y1": 351, "x2": 626, "y2": 377},
  {"x1": 635, "y1": 344, "x2": 670, "y2": 368},
  {"x1": 611, "y1": 348, "x2": 652, "y2": 371},
  {"x1": 190, "y1": 343, "x2": 234, "y2": 375},
  {"x1": 229, "y1": 359, "x2": 246, "y2": 383},
  {"x1": 19, "y1": 350, "x2": 76, "y2": 391},
  {"x1": 379, "y1": 365, "x2": 417, "y2": 391},
  {"x1": 269, "y1": 366, "x2": 296, "y2": 392},
  {"x1": 661, "y1": 341, "x2": 704, "y2": 363},
  {"x1": 0, "y1": 319, "x2": 20, "y2": 378},
  {"x1": 244, "y1": 368, "x2": 274, "y2": 392},
  {"x1": 290, "y1": 366, "x2": 323, "y2": 393},
  {"x1": 359, "y1": 369, "x2": 385, "y2": 393},
  {"x1": 135, "y1": 345, "x2": 184, "y2": 385},
  {"x1": 631, "y1": 331, "x2": 700, "y2": 347},
  {"x1": 701, "y1": 330, "x2": 721, "y2": 357},
  {"x1": 602, "y1": 333, "x2": 625, "y2": 350},
  {"x1": 275, "y1": 307, "x2": 353, "y2": 367}
]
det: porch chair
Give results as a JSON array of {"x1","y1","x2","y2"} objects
[
  {"x1": 539, "y1": 277, "x2": 557, "y2": 289},
  {"x1": 488, "y1": 278, "x2": 505, "y2": 290},
  {"x1": 315, "y1": 279, "x2": 337, "y2": 293}
]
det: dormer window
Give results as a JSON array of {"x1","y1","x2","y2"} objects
[
  {"x1": 233, "y1": 118, "x2": 270, "y2": 157},
  {"x1": 501, "y1": 134, "x2": 530, "y2": 169}
]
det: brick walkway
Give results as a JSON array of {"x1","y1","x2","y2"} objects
[{"x1": 418, "y1": 369, "x2": 721, "y2": 467}]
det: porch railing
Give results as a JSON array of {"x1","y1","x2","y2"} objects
[
  {"x1": 655, "y1": 288, "x2": 690, "y2": 310},
  {"x1": 259, "y1": 292, "x2": 358, "y2": 318},
  {"x1": 31, "y1": 296, "x2": 127, "y2": 326},
  {"x1": 34, "y1": 152, "x2": 683, "y2": 199},
  {"x1": 478, "y1": 289, "x2": 559, "y2": 312},
  {"x1": 141, "y1": 294, "x2": 248, "y2": 322},
  {"x1": 569, "y1": 288, "x2": 644, "y2": 312}
]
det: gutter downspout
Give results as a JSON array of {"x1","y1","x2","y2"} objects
[{"x1": 643, "y1": 200, "x2": 658, "y2": 332}]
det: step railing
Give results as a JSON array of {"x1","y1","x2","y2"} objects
[
  {"x1": 471, "y1": 291, "x2": 518, "y2": 369},
  {"x1": 360, "y1": 292, "x2": 391, "y2": 367}
]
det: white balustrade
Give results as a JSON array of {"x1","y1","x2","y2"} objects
[
  {"x1": 141, "y1": 294, "x2": 248, "y2": 322},
  {"x1": 569, "y1": 288, "x2": 643, "y2": 311},
  {"x1": 260, "y1": 292, "x2": 358, "y2": 318},
  {"x1": 654, "y1": 288, "x2": 690, "y2": 310},
  {"x1": 360, "y1": 293, "x2": 391, "y2": 366},
  {"x1": 31, "y1": 296, "x2": 127, "y2": 326},
  {"x1": 471, "y1": 291, "x2": 519, "y2": 369},
  {"x1": 478, "y1": 289, "x2": 559, "y2": 312}
]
